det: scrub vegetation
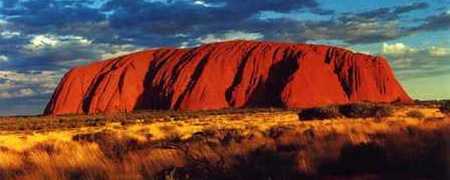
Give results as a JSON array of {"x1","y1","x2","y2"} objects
[{"x1": 0, "y1": 104, "x2": 448, "y2": 179}]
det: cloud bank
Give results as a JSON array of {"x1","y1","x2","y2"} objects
[{"x1": 0, "y1": 0, "x2": 449, "y2": 114}]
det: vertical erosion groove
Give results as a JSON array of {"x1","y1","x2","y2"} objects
[
  {"x1": 135, "y1": 49, "x2": 181, "y2": 110},
  {"x1": 246, "y1": 48, "x2": 300, "y2": 107},
  {"x1": 329, "y1": 48, "x2": 351, "y2": 99},
  {"x1": 225, "y1": 45, "x2": 260, "y2": 105},
  {"x1": 174, "y1": 51, "x2": 213, "y2": 109}
]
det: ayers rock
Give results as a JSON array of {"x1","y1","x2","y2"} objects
[{"x1": 45, "y1": 40, "x2": 412, "y2": 115}]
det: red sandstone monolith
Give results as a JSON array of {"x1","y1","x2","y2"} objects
[{"x1": 44, "y1": 40, "x2": 412, "y2": 115}]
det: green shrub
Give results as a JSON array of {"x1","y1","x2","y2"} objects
[
  {"x1": 439, "y1": 101, "x2": 450, "y2": 114},
  {"x1": 406, "y1": 110, "x2": 425, "y2": 119},
  {"x1": 339, "y1": 103, "x2": 393, "y2": 118},
  {"x1": 299, "y1": 106, "x2": 342, "y2": 120}
]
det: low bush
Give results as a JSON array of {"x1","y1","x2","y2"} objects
[
  {"x1": 406, "y1": 110, "x2": 425, "y2": 119},
  {"x1": 299, "y1": 106, "x2": 342, "y2": 120},
  {"x1": 439, "y1": 100, "x2": 450, "y2": 114},
  {"x1": 298, "y1": 103, "x2": 393, "y2": 120},
  {"x1": 339, "y1": 103, "x2": 393, "y2": 118}
]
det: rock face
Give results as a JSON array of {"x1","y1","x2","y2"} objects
[{"x1": 44, "y1": 40, "x2": 412, "y2": 115}]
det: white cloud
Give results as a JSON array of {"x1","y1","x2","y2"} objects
[
  {"x1": 26, "y1": 34, "x2": 60, "y2": 49},
  {"x1": 0, "y1": 70, "x2": 59, "y2": 84},
  {"x1": 356, "y1": 50, "x2": 373, "y2": 55},
  {"x1": 24, "y1": 34, "x2": 92, "y2": 51},
  {"x1": 0, "y1": 70, "x2": 64, "y2": 99},
  {"x1": 193, "y1": 1, "x2": 209, "y2": 6},
  {"x1": 390, "y1": 57, "x2": 415, "y2": 68},
  {"x1": 174, "y1": 33, "x2": 189, "y2": 38},
  {"x1": 429, "y1": 46, "x2": 450, "y2": 57},
  {"x1": 0, "y1": 88, "x2": 36, "y2": 99},
  {"x1": 17, "y1": 88, "x2": 36, "y2": 96},
  {"x1": 0, "y1": 55, "x2": 8, "y2": 62},
  {"x1": 380, "y1": 42, "x2": 450, "y2": 81},
  {"x1": 0, "y1": 31, "x2": 21, "y2": 39},
  {"x1": 197, "y1": 30, "x2": 264, "y2": 44},
  {"x1": 0, "y1": 80, "x2": 14, "y2": 90},
  {"x1": 382, "y1": 42, "x2": 450, "y2": 58},
  {"x1": 382, "y1": 43, "x2": 417, "y2": 56},
  {"x1": 99, "y1": 44, "x2": 144, "y2": 59},
  {"x1": 0, "y1": 92, "x2": 12, "y2": 99},
  {"x1": 179, "y1": 41, "x2": 190, "y2": 48},
  {"x1": 64, "y1": 35, "x2": 92, "y2": 45},
  {"x1": 178, "y1": 31, "x2": 264, "y2": 48},
  {"x1": 193, "y1": 0, "x2": 225, "y2": 7},
  {"x1": 22, "y1": 33, "x2": 143, "y2": 65}
]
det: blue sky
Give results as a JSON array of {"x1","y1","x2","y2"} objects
[{"x1": 0, "y1": 0, "x2": 449, "y2": 115}]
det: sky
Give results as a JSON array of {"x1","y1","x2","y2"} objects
[{"x1": 0, "y1": 0, "x2": 449, "y2": 115}]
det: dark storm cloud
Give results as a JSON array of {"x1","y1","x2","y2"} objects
[
  {"x1": 1, "y1": 0, "x2": 106, "y2": 36},
  {"x1": 291, "y1": 2, "x2": 431, "y2": 44},
  {"x1": 215, "y1": 1, "x2": 430, "y2": 44},
  {"x1": 240, "y1": 17, "x2": 406, "y2": 44},
  {"x1": 306, "y1": 21, "x2": 404, "y2": 44},
  {"x1": 0, "y1": 0, "x2": 442, "y2": 71},
  {"x1": 0, "y1": 0, "x2": 444, "y2": 65},
  {"x1": 410, "y1": 11, "x2": 450, "y2": 32},
  {"x1": 0, "y1": 0, "x2": 436, "y2": 48},
  {"x1": 356, "y1": 8, "x2": 393, "y2": 19},
  {"x1": 393, "y1": 2, "x2": 429, "y2": 14},
  {"x1": 1, "y1": 0, "x2": 322, "y2": 47},
  {"x1": 339, "y1": 2, "x2": 429, "y2": 21},
  {"x1": 101, "y1": 0, "x2": 320, "y2": 38},
  {"x1": 1, "y1": 0, "x2": 19, "y2": 8},
  {"x1": 309, "y1": 7, "x2": 334, "y2": 15}
]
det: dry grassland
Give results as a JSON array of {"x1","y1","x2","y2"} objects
[{"x1": 0, "y1": 105, "x2": 448, "y2": 179}]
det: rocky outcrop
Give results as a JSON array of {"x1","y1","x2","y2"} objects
[{"x1": 44, "y1": 40, "x2": 412, "y2": 115}]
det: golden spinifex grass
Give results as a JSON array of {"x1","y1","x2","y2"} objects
[{"x1": 0, "y1": 106, "x2": 448, "y2": 179}]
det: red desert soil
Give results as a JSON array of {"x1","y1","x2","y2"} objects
[{"x1": 45, "y1": 40, "x2": 412, "y2": 115}]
